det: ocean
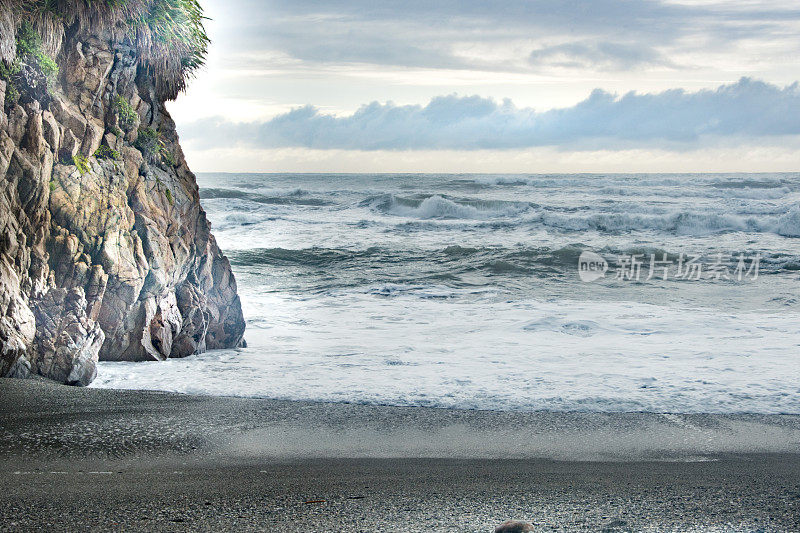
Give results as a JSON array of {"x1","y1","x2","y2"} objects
[{"x1": 92, "y1": 173, "x2": 800, "y2": 413}]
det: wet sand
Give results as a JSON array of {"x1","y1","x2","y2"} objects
[{"x1": 1, "y1": 378, "x2": 799, "y2": 531}]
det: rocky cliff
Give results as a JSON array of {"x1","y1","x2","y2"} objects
[{"x1": 0, "y1": 0, "x2": 245, "y2": 385}]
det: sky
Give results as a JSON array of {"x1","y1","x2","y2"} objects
[{"x1": 167, "y1": 0, "x2": 800, "y2": 173}]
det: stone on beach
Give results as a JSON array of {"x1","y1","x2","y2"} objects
[{"x1": 494, "y1": 520, "x2": 535, "y2": 532}]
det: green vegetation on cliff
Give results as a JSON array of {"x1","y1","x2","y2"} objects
[
  {"x1": 15, "y1": 20, "x2": 58, "y2": 84},
  {"x1": 0, "y1": 61, "x2": 20, "y2": 104},
  {"x1": 0, "y1": 19, "x2": 58, "y2": 105},
  {"x1": 1, "y1": 0, "x2": 209, "y2": 100},
  {"x1": 134, "y1": 126, "x2": 175, "y2": 166},
  {"x1": 72, "y1": 154, "x2": 91, "y2": 175},
  {"x1": 113, "y1": 94, "x2": 138, "y2": 130},
  {"x1": 134, "y1": 126, "x2": 161, "y2": 157},
  {"x1": 94, "y1": 144, "x2": 121, "y2": 161}
]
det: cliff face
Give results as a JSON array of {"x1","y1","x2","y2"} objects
[{"x1": 0, "y1": 3, "x2": 245, "y2": 385}]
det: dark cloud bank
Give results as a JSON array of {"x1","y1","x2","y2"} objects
[{"x1": 181, "y1": 78, "x2": 800, "y2": 151}]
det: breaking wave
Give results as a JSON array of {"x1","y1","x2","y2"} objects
[
  {"x1": 364, "y1": 194, "x2": 533, "y2": 219},
  {"x1": 201, "y1": 187, "x2": 330, "y2": 206},
  {"x1": 534, "y1": 206, "x2": 800, "y2": 237}
]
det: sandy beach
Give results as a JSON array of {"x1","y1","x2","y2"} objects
[{"x1": 1, "y1": 378, "x2": 799, "y2": 531}]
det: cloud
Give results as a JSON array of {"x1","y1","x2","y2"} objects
[
  {"x1": 178, "y1": 78, "x2": 800, "y2": 151},
  {"x1": 208, "y1": 0, "x2": 800, "y2": 73},
  {"x1": 528, "y1": 41, "x2": 674, "y2": 71}
]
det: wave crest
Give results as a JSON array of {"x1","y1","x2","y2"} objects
[
  {"x1": 365, "y1": 194, "x2": 532, "y2": 219},
  {"x1": 536, "y1": 206, "x2": 800, "y2": 236}
]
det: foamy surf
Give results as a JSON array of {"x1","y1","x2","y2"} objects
[{"x1": 93, "y1": 172, "x2": 800, "y2": 413}]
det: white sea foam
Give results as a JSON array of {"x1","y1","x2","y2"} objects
[
  {"x1": 93, "y1": 294, "x2": 800, "y2": 414},
  {"x1": 596, "y1": 185, "x2": 793, "y2": 200},
  {"x1": 772, "y1": 205, "x2": 800, "y2": 237},
  {"x1": 374, "y1": 194, "x2": 531, "y2": 220},
  {"x1": 93, "y1": 172, "x2": 800, "y2": 413}
]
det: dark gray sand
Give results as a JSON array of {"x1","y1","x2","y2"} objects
[{"x1": 1, "y1": 379, "x2": 799, "y2": 532}]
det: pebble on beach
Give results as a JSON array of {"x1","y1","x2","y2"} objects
[{"x1": 494, "y1": 520, "x2": 534, "y2": 533}]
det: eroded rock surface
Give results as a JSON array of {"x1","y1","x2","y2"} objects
[{"x1": 0, "y1": 12, "x2": 245, "y2": 384}]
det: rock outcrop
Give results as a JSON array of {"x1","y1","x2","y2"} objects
[{"x1": 0, "y1": 1, "x2": 245, "y2": 385}]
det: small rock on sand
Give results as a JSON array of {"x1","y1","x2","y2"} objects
[{"x1": 494, "y1": 520, "x2": 534, "y2": 533}]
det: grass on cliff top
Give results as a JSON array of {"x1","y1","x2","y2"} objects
[
  {"x1": 126, "y1": 0, "x2": 210, "y2": 98},
  {"x1": 2, "y1": 0, "x2": 209, "y2": 100}
]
